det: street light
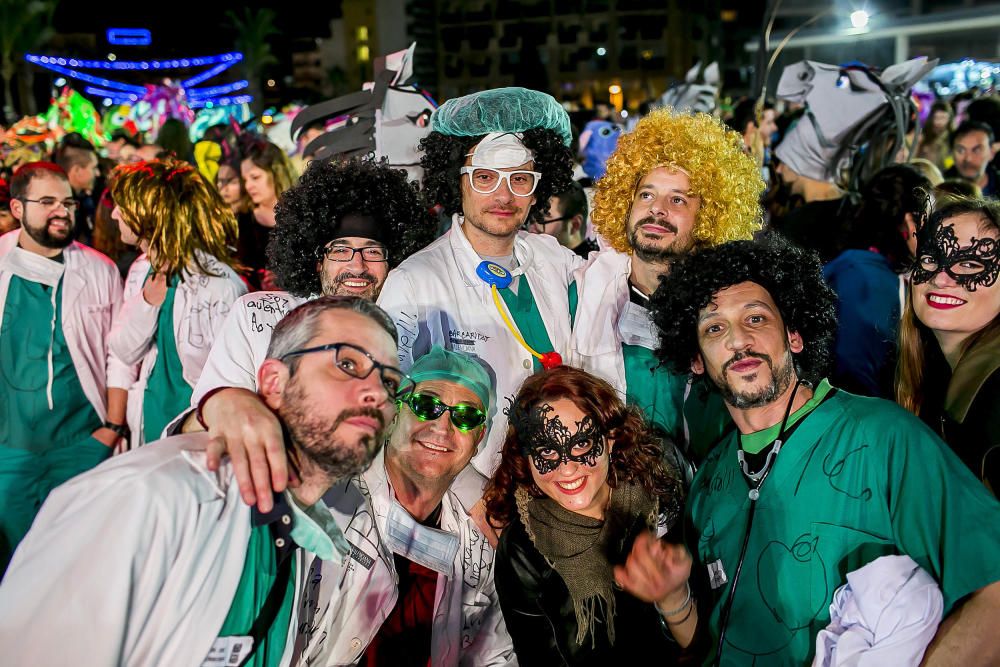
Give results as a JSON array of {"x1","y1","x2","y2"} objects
[
  {"x1": 850, "y1": 10, "x2": 870, "y2": 29},
  {"x1": 596, "y1": 47, "x2": 607, "y2": 57}
]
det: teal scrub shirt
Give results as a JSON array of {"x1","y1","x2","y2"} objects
[{"x1": 689, "y1": 386, "x2": 1000, "y2": 665}]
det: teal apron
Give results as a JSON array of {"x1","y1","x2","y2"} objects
[
  {"x1": 0, "y1": 275, "x2": 107, "y2": 571},
  {"x1": 142, "y1": 274, "x2": 192, "y2": 442}
]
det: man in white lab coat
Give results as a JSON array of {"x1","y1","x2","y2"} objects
[
  {"x1": 569, "y1": 110, "x2": 765, "y2": 470},
  {"x1": 0, "y1": 162, "x2": 129, "y2": 573},
  {"x1": 0, "y1": 296, "x2": 403, "y2": 667},
  {"x1": 377, "y1": 87, "x2": 582, "y2": 477},
  {"x1": 296, "y1": 345, "x2": 515, "y2": 666}
]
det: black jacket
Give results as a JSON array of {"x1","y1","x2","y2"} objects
[
  {"x1": 494, "y1": 513, "x2": 682, "y2": 666},
  {"x1": 922, "y1": 328, "x2": 1000, "y2": 493}
]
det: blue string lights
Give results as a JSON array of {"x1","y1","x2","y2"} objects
[{"x1": 24, "y1": 50, "x2": 252, "y2": 108}]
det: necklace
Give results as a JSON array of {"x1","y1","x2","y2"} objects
[{"x1": 736, "y1": 379, "x2": 805, "y2": 499}]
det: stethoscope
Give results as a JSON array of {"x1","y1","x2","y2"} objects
[
  {"x1": 475, "y1": 260, "x2": 563, "y2": 370},
  {"x1": 713, "y1": 379, "x2": 806, "y2": 666}
]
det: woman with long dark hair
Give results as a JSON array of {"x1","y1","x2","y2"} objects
[
  {"x1": 483, "y1": 366, "x2": 695, "y2": 665},
  {"x1": 897, "y1": 197, "x2": 1000, "y2": 492}
]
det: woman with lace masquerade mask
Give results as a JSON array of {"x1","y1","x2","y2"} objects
[
  {"x1": 482, "y1": 366, "x2": 699, "y2": 665},
  {"x1": 897, "y1": 197, "x2": 1000, "y2": 493}
]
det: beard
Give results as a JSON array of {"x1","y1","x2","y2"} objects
[
  {"x1": 321, "y1": 269, "x2": 381, "y2": 300},
  {"x1": 23, "y1": 215, "x2": 74, "y2": 249},
  {"x1": 711, "y1": 349, "x2": 795, "y2": 410},
  {"x1": 627, "y1": 216, "x2": 691, "y2": 262},
  {"x1": 280, "y1": 378, "x2": 387, "y2": 479}
]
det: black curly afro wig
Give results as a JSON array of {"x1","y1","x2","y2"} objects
[
  {"x1": 650, "y1": 233, "x2": 837, "y2": 386},
  {"x1": 418, "y1": 128, "x2": 574, "y2": 227},
  {"x1": 267, "y1": 157, "x2": 435, "y2": 297}
]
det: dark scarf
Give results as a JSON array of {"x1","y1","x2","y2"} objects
[{"x1": 515, "y1": 483, "x2": 657, "y2": 646}]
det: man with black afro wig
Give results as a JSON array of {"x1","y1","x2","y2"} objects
[
  {"x1": 648, "y1": 234, "x2": 1000, "y2": 667},
  {"x1": 176, "y1": 158, "x2": 434, "y2": 501},
  {"x1": 267, "y1": 156, "x2": 435, "y2": 299},
  {"x1": 377, "y1": 86, "x2": 584, "y2": 480}
]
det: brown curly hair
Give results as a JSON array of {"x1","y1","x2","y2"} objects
[
  {"x1": 483, "y1": 366, "x2": 684, "y2": 529},
  {"x1": 592, "y1": 109, "x2": 764, "y2": 254}
]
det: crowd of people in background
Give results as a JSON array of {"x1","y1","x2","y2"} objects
[{"x1": 0, "y1": 53, "x2": 999, "y2": 667}]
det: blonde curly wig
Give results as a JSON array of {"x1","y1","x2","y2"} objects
[{"x1": 592, "y1": 109, "x2": 764, "y2": 254}]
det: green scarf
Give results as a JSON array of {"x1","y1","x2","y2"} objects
[{"x1": 515, "y1": 483, "x2": 658, "y2": 647}]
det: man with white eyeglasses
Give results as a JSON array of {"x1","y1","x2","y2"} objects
[{"x1": 376, "y1": 87, "x2": 583, "y2": 483}]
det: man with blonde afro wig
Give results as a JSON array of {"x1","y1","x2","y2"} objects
[{"x1": 568, "y1": 109, "x2": 765, "y2": 471}]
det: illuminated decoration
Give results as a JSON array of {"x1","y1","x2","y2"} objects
[
  {"x1": 919, "y1": 59, "x2": 1000, "y2": 97},
  {"x1": 24, "y1": 48, "x2": 251, "y2": 110},
  {"x1": 23, "y1": 29, "x2": 254, "y2": 145},
  {"x1": 188, "y1": 103, "x2": 253, "y2": 143},
  {"x1": 107, "y1": 28, "x2": 152, "y2": 46}
]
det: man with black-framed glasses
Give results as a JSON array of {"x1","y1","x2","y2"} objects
[
  {"x1": 1, "y1": 295, "x2": 402, "y2": 665},
  {"x1": 174, "y1": 158, "x2": 435, "y2": 513},
  {"x1": 296, "y1": 344, "x2": 515, "y2": 666}
]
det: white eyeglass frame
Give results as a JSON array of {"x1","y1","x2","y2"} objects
[{"x1": 459, "y1": 166, "x2": 542, "y2": 197}]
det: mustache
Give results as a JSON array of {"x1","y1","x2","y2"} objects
[
  {"x1": 335, "y1": 271, "x2": 378, "y2": 284},
  {"x1": 723, "y1": 351, "x2": 772, "y2": 373},
  {"x1": 47, "y1": 216, "x2": 72, "y2": 224},
  {"x1": 636, "y1": 216, "x2": 678, "y2": 234},
  {"x1": 333, "y1": 406, "x2": 386, "y2": 433}
]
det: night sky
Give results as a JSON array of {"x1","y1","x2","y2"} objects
[{"x1": 50, "y1": 1, "x2": 343, "y2": 63}]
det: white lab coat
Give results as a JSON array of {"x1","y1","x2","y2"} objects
[
  {"x1": 0, "y1": 433, "x2": 305, "y2": 667},
  {"x1": 567, "y1": 248, "x2": 637, "y2": 395},
  {"x1": 188, "y1": 290, "x2": 309, "y2": 409},
  {"x1": 0, "y1": 230, "x2": 129, "y2": 421},
  {"x1": 111, "y1": 253, "x2": 247, "y2": 446},
  {"x1": 294, "y1": 450, "x2": 516, "y2": 666},
  {"x1": 376, "y1": 215, "x2": 582, "y2": 476},
  {"x1": 812, "y1": 555, "x2": 943, "y2": 667}
]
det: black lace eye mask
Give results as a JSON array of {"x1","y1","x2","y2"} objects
[
  {"x1": 505, "y1": 400, "x2": 606, "y2": 475},
  {"x1": 911, "y1": 224, "x2": 999, "y2": 292}
]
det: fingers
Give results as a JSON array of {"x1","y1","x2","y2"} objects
[
  {"x1": 205, "y1": 436, "x2": 225, "y2": 472},
  {"x1": 263, "y1": 433, "x2": 290, "y2": 495},
  {"x1": 615, "y1": 532, "x2": 691, "y2": 603},
  {"x1": 220, "y1": 434, "x2": 257, "y2": 508}
]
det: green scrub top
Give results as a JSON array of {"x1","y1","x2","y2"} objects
[
  {"x1": 0, "y1": 275, "x2": 100, "y2": 452},
  {"x1": 142, "y1": 274, "x2": 191, "y2": 442},
  {"x1": 689, "y1": 385, "x2": 1000, "y2": 666},
  {"x1": 216, "y1": 523, "x2": 297, "y2": 667},
  {"x1": 499, "y1": 277, "x2": 556, "y2": 374}
]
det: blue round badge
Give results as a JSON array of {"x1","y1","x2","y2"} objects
[{"x1": 476, "y1": 261, "x2": 512, "y2": 289}]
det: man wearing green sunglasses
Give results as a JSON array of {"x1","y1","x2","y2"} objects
[{"x1": 296, "y1": 345, "x2": 516, "y2": 666}]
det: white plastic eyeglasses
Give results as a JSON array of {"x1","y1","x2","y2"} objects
[{"x1": 460, "y1": 167, "x2": 541, "y2": 196}]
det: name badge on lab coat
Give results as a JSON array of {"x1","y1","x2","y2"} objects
[
  {"x1": 201, "y1": 636, "x2": 253, "y2": 666},
  {"x1": 617, "y1": 300, "x2": 659, "y2": 350}
]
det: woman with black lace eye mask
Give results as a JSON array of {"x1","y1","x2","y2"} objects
[
  {"x1": 897, "y1": 197, "x2": 1000, "y2": 493},
  {"x1": 482, "y1": 366, "x2": 699, "y2": 665}
]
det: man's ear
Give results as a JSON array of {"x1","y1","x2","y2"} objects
[
  {"x1": 570, "y1": 214, "x2": 584, "y2": 234},
  {"x1": 788, "y1": 330, "x2": 804, "y2": 354},
  {"x1": 258, "y1": 358, "x2": 291, "y2": 411},
  {"x1": 9, "y1": 198, "x2": 24, "y2": 222},
  {"x1": 691, "y1": 353, "x2": 705, "y2": 375}
]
